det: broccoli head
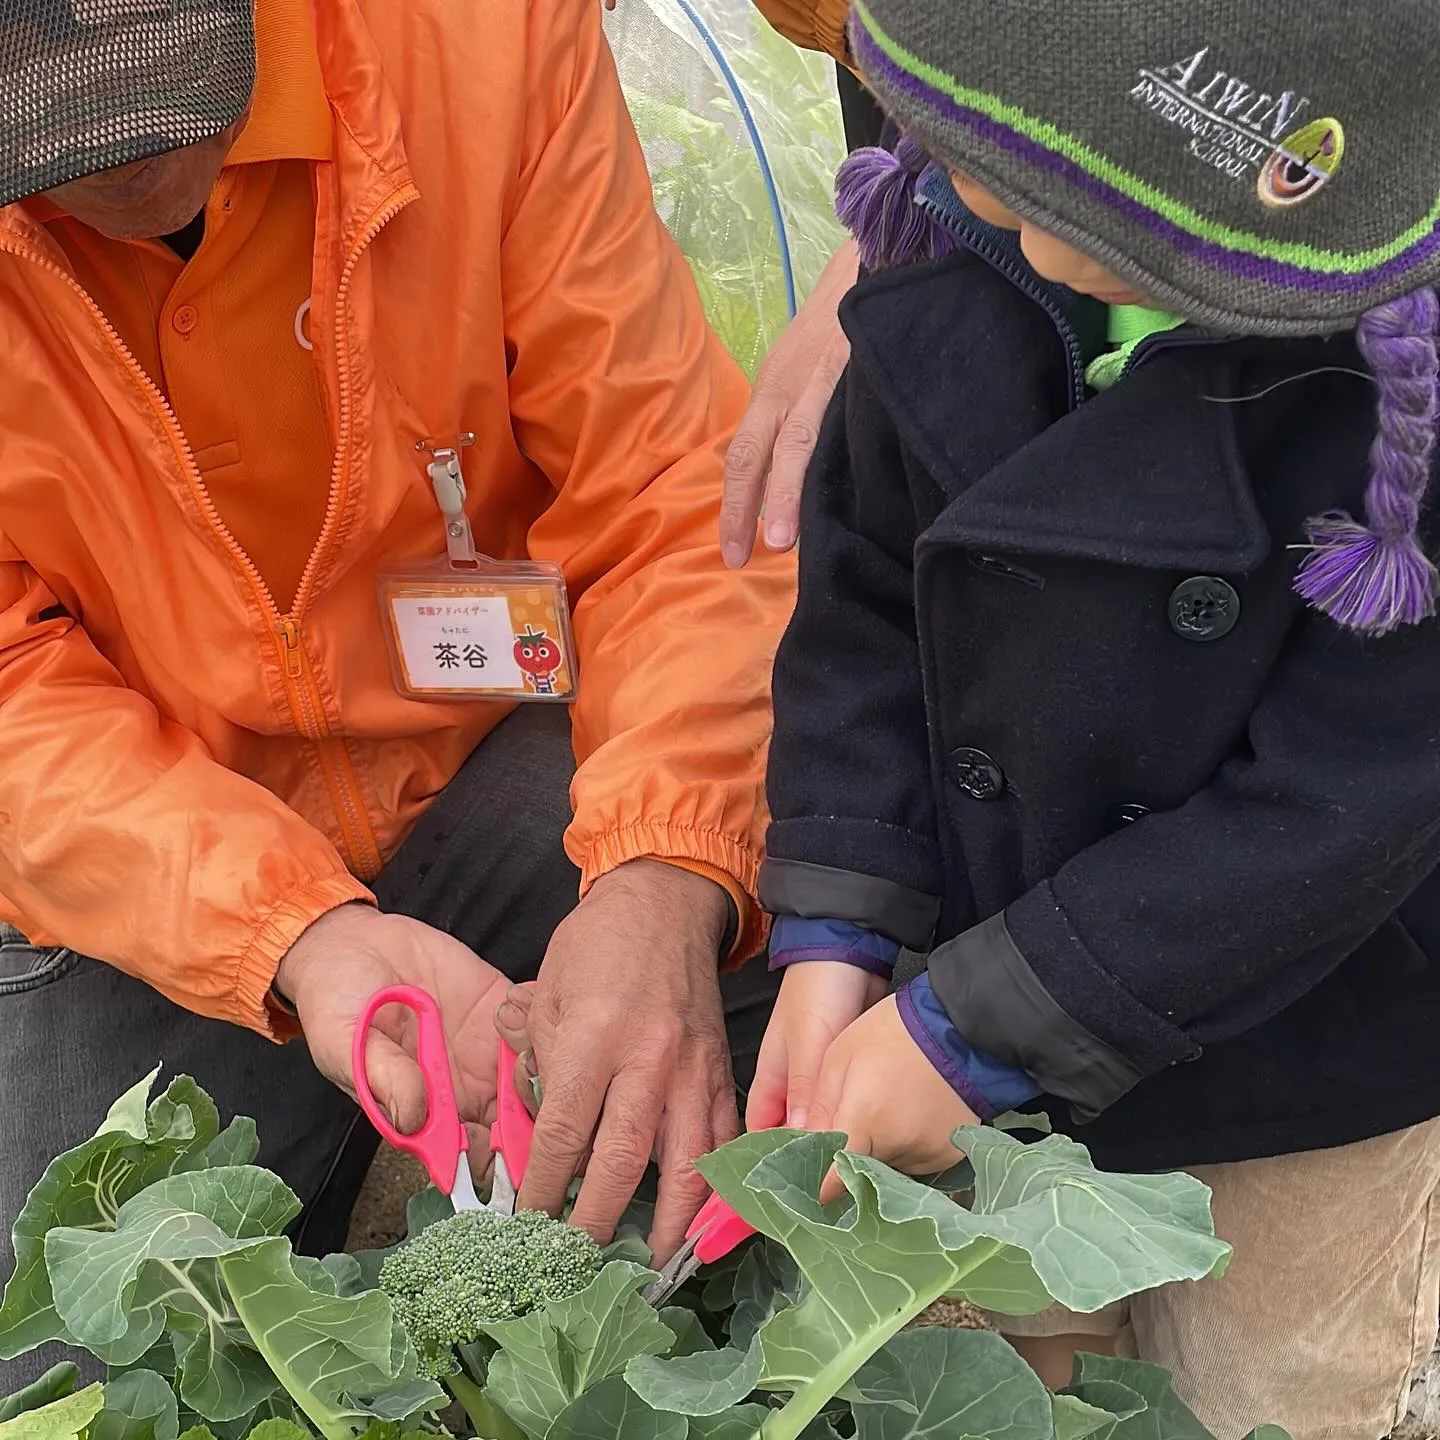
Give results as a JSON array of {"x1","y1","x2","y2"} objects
[{"x1": 379, "y1": 1208, "x2": 603, "y2": 1379}]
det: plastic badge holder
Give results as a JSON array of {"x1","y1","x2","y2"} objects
[
  {"x1": 380, "y1": 438, "x2": 578, "y2": 703},
  {"x1": 380, "y1": 559, "x2": 578, "y2": 703}
]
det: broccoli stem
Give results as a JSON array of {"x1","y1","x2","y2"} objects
[
  {"x1": 444, "y1": 1371, "x2": 526, "y2": 1440},
  {"x1": 760, "y1": 1239, "x2": 1007, "y2": 1440}
]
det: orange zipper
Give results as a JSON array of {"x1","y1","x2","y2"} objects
[
  {"x1": 276, "y1": 187, "x2": 419, "y2": 877},
  {"x1": 0, "y1": 183, "x2": 417, "y2": 879}
]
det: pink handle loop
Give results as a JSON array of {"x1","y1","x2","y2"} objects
[
  {"x1": 687, "y1": 1190, "x2": 757, "y2": 1265},
  {"x1": 352, "y1": 984, "x2": 467, "y2": 1195},
  {"x1": 491, "y1": 1037, "x2": 534, "y2": 1191}
]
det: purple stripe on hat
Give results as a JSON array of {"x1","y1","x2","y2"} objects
[{"x1": 853, "y1": 25, "x2": 1440, "y2": 297}]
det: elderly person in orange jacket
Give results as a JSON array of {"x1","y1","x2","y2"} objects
[{"x1": 0, "y1": 0, "x2": 795, "y2": 1367}]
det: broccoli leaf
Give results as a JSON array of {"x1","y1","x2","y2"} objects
[
  {"x1": 189, "y1": 1394, "x2": 299, "y2": 1440},
  {"x1": 481, "y1": 1263, "x2": 675, "y2": 1440},
  {"x1": 686, "y1": 1407, "x2": 773, "y2": 1440},
  {"x1": 244, "y1": 1424, "x2": 310, "y2": 1440},
  {"x1": 990, "y1": 1112, "x2": 1053, "y2": 1136},
  {"x1": 1059, "y1": 1355, "x2": 1296, "y2": 1440},
  {"x1": 654, "y1": 1309, "x2": 715, "y2": 1358},
  {"x1": 41, "y1": 1167, "x2": 300, "y2": 1421},
  {"x1": 0, "y1": 1072, "x2": 226, "y2": 1360},
  {"x1": 626, "y1": 1341, "x2": 763, "y2": 1417},
  {"x1": 0, "y1": 1366, "x2": 80, "y2": 1424},
  {"x1": 219, "y1": 1238, "x2": 442, "y2": 1440},
  {"x1": 291, "y1": 1256, "x2": 367, "y2": 1302},
  {"x1": 849, "y1": 1330, "x2": 1051, "y2": 1440},
  {"x1": 1050, "y1": 1384, "x2": 1145, "y2": 1440},
  {"x1": 727, "y1": 1246, "x2": 804, "y2": 1353},
  {"x1": 689, "y1": 1128, "x2": 1230, "y2": 1440},
  {"x1": 183, "y1": 1123, "x2": 260, "y2": 1176},
  {"x1": 404, "y1": 1189, "x2": 454, "y2": 1239},
  {"x1": 0, "y1": 1386, "x2": 104, "y2": 1440},
  {"x1": 598, "y1": 1234, "x2": 654, "y2": 1270},
  {"x1": 45, "y1": 1167, "x2": 301, "y2": 1355},
  {"x1": 1062, "y1": 1355, "x2": 1214, "y2": 1440},
  {"x1": 546, "y1": 1377, "x2": 686, "y2": 1440},
  {"x1": 93, "y1": 1371, "x2": 179, "y2": 1440}
]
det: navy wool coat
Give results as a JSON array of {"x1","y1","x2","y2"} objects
[{"x1": 760, "y1": 236, "x2": 1440, "y2": 1172}]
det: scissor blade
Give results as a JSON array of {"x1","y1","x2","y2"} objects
[
  {"x1": 451, "y1": 1155, "x2": 484, "y2": 1212},
  {"x1": 640, "y1": 1234, "x2": 701, "y2": 1307},
  {"x1": 486, "y1": 1155, "x2": 518, "y2": 1216}
]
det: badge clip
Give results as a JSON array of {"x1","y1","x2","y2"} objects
[
  {"x1": 380, "y1": 431, "x2": 578, "y2": 704},
  {"x1": 416, "y1": 434, "x2": 478, "y2": 568}
]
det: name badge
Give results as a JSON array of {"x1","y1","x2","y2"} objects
[
  {"x1": 380, "y1": 561, "x2": 577, "y2": 702},
  {"x1": 379, "y1": 436, "x2": 577, "y2": 702}
]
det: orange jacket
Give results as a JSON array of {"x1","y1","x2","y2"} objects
[{"x1": 0, "y1": 0, "x2": 795, "y2": 1034}]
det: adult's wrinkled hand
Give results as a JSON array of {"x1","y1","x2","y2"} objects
[
  {"x1": 513, "y1": 859, "x2": 735, "y2": 1263},
  {"x1": 275, "y1": 903, "x2": 511, "y2": 1167},
  {"x1": 720, "y1": 238, "x2": 859, "y2": 568}
]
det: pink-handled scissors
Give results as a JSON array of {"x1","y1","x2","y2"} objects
[
  {"x1": 640, "y1": 1191, "x2": 757, "y2": 1305},
  {"x1": 352, "y1": 984, "x2": 534, "y2": 1215}
]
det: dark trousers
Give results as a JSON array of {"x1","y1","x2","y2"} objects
[{"x1": 0, "y1": 705, "x2": 779, "y2": 1385}]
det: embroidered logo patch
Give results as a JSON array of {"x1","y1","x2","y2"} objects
[
  {"x1": 1130, "y1": 46, "x2": 1342, "y2": 207},
  {"x1": 1257, "y1": 118, "x2": 1344, "y2": 207}
]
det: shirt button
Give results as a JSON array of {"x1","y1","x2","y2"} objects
[
  {"x1": 1168, "y1": 576, "x2": 1240, "y2": 642},
  {"x1": 171, "y1": 305, "x2": 199, "y2": 337},
  {"x1": 950, "y1": 747, "x2": 1006, "y2": 801}
]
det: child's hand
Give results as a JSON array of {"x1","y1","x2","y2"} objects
[
  {"x1": 747, "y1": 960, "x2": 888, "y2": 1132},
  {"x1": 808, "y1": 995, "x2": 981, "y2": 1203}
]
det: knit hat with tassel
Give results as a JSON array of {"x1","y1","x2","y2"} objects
[{"x1": 837, "y1": 0, "x2": 1440, "y2": 636}]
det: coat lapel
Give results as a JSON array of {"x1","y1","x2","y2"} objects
[
  {"x1": 926, "y1": 344, "x2": 1273, "y2": 574},
  {"x1": 841, "y1": 253, "x2": 1074, "y2": 502},
  {"x1": 843, "y1": 256, "x2": 1273, "y2": 576}
]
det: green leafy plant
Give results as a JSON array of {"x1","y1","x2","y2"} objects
[
  {"x1": 2, "y1": 1074, "x2": 1293, "y2": 1440},
  {"x1": 0, "y1": 1070, "x2": 443, "y2": 1440},
  {"x1": 609, "y1": 0, "x2": 848, "y2": 376}
]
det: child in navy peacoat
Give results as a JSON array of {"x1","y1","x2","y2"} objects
[{"x1": 749, "y1": 2, "x2": 1440, "y2": 1432}]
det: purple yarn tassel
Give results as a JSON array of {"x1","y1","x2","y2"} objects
[
  {"x1": 835, "y1": 135, "x2": 961, "y2": 272},
  {"x1": 1294, "y1": 288, "x2": 1440, "y2": 635}
]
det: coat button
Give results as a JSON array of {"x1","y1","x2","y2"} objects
[
  {"x1": 1168, "y1": 576, "x2": 1240, "y2": 641},
  {"x1": 951, "y1": 747, "x2": 1006, "y2": 801},
  {"x1": 1115, "y1": 803, "x2": 1151, "y2": 825}
]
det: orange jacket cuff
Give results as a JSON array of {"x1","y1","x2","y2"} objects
[
  {"x1": 237, "y1": 873, "x2": 376, "y2": 1040},
  {"x1": 578, "y1": 823, "x2": 770, "y2": 964}
]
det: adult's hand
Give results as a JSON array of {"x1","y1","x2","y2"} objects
[
  {"x1": 514, "y1": 860, "x2": 734, "y2": 1263},
  {"x1": 275, "y1": 903, "x2": 511, "y2": 1163},
  {"x1": 720, "y1": 237, "x2": 859, "y2": 568}
]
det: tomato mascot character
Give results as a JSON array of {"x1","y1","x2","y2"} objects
[{"x1": 514, "y1": 625, "x2": 563, "y2": 695}]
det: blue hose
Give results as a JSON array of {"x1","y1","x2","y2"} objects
[{"x1": 671, "y1": 0, "x2": 799, "y2": 317}]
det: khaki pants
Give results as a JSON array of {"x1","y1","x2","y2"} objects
[{"x1": 995, "y1": 1118, "x2": 1440, "y2": 1440}]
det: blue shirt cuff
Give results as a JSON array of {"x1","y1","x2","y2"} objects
[
  {"x1": 768, "y1": 916, "x2": 900, "y2": 977},
  {"x1": 897, "y1": 971, "x2": 1042, "y2": 1120}
]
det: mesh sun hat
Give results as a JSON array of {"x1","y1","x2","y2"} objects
[
  {"x1": 0, "y1": 0, "x2": 256, "y2": 210},
  {"x1": 835, "y1": 0, "x2": 1440, "y2": 636}
]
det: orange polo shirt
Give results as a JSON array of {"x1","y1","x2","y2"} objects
[{"x1": 37, "y1": 0, "x2": 334, "y2": 614}]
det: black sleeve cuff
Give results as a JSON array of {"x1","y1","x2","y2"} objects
[
  {"x1": 754, "y1": 858, "x2": 944, "y2": 950},
  {"x1": 758, "y1": 858, "x2": 940, "y2": 952},
  {"x1": 926, "y1": 911, "x2": 1144, "y2": 1118}
]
